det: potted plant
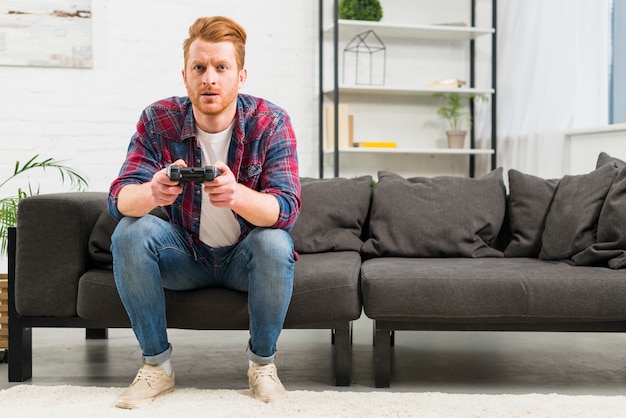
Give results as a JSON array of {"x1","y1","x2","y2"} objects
[
  {"x1": 434, "y1": 92, "x2": 488, "y2": 148},
  {"x1": 339, "y1": 0, "x2": 383, "y2": 21},
  {"x1": 0, "y1": 155, "x2": 89, "y2": 256}
]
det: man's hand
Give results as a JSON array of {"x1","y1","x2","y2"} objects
[
  {"x1": 202, "y1": 161, "x2": 237, "y2": 208},
  {"x1": 150, "y1": 160, "x2": 186, "y2": 206},
  {"x1": 117, "y1": 159, "x2": 186, "y2": 217},
  {"x1": 204, "y1": 161, "x2": 280, "y2": 227}
]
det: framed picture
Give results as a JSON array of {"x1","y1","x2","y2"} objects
[{"x1": 0, "y1": 0, "x2": 92, "y2": 68}]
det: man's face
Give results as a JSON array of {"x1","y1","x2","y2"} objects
[{"x1": 182, "y1": 39, "x2": 246, "y2": 127}]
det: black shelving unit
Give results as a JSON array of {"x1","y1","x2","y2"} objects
[{"x1": 319, "y1": 0, "x2": 497, "y2": 178}]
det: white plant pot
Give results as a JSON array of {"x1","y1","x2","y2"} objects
[{"x1": 446, "y1": 130, "x2": 467, "y2": 149}]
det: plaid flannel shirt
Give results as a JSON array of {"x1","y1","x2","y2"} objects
[{"x1": 109, "y1": 94, "x2": 301, "y2": 250}]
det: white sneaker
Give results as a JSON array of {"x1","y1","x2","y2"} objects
[
  {"x1": 116, "y1": 363, "x2": 175, "y2": 409},
  {"x1": 247, "y1": 362, "x2": 287, "y2": 402}
]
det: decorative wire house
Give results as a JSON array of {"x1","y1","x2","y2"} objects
[{"x1": 342, "y1": 29, "x2": 386, "y2": 86}]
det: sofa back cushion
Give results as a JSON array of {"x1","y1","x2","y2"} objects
[
  {"x1": 88, "y1": 209, "x2": 118, "y2": 269},
  {"x1": 539, "y1": 162, "x2": 618, "y2": 261},
  {"x1": 88, "y1": 176, "x2": 373, "y2": 267},
  {"x1": 289, "y1": 176, "x2": 373, "y2": 253},
  {"x1": 504, "y1": 169, "x2": 560, "y2": 257},
  {"x1": 361, "y1": 168, "x2": 506, "y2": 258},
  {"x1": 571, "y1": 152, "x2": 626, "y2": 268}
]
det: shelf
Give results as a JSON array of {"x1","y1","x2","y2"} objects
[
  {"x1": 324, "y1": 85, "x2": 494, "y2": 97},
  {"x1": 324, "y1": 20, "x2": 494, "y2": 41},
  {"x1": 323, "y1": 147, "x2": 494, "y2": 156}
]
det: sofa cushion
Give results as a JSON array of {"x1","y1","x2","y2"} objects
[
  {"x1": 597, "y1": 155, "x2": 626, "y2": 268},
  {"x1": 539, "y1": 163, "x2": 619, "y2": 261},
  {"x1": 290, "y1": 176, "x2": 372, "y2": 253},
  {"x1": 78, "y1": 251, "x2": 363, "y2": 327},
  {"x1": 504, "y1": 169, "x2": 559, "y2": 257},
  {"x1": 596, "y1": 151, "x2": 625, "y2": 169},
  {"x1": 88, "y1": 209, "x2": 118, "y2": 269},
  {"x1": 572, "y1": 153, "x2": 626, "y2": 269},
  {"x1": 361, "y1": 257, "x2": 626, "y2": 322},
  {"x1": 361, "y1": 168, "x2": 506, "y2": 258}
]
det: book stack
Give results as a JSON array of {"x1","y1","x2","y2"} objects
[
  {"x1": 325, "y1": 104, "x2": 353, "y2": 148},
  {"x1": 325, "y1": 104, "x2": 397, "y2": 149},
  {"x1": 353, "y1": 141, "x2": 397, "y2": 148}
]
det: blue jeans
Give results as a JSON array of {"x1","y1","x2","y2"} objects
[{"x1": 110, "y1": 214, "x2": 295, "y2": 366}]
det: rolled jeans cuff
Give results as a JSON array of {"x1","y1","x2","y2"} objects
[
  {"x1": 143, "y1": 343, "x2": 172, "y2": 365},
  {"x1": 246, "y1": 346, "x2": 275, "y2": 365}
]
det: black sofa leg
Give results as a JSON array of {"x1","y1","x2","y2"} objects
[
  {"x1": 372, "y1": 327, "x2": 395, "y2": 347},
  {"x1": 374, "y1": 324, "x2": 392, "y2": 388},
  {"x1": 7, "y1": 227, "x2": 33, "y2": 382},
  {"x1": 86, "y1": 328, "x2": 108, "y2": 339},
  {"x1": 8, "y1": 325, "x2": 32, "y2": 382},
  {"x1": 332, "y1": 323, "x2": 352, "y2": 386}
]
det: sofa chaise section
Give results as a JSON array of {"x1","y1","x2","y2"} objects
[{"x1": 360, "y1": 154, "x2": 626, "y2": 388}]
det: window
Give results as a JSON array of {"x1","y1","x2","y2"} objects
[{"x1": 610, "y1": 0, "x2": 626, "y2": 123}]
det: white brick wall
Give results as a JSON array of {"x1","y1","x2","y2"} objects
[{"x1": 0, "y1": 0, "x2": 319, "y2": 196}]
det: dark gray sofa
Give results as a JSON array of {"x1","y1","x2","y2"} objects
[
  {"x1": 8, "y1": 175, "x2": 373, "y2": 384},
  {"x1": 8, "y1": 152, "x2": 626, "y2": 389}
]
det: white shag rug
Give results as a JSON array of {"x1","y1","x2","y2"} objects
[{"x1": 1, "y1": 385, "x2": 626, "y2": 417}]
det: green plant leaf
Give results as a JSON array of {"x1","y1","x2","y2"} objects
[
  {"x1": 434, "y1": 92, "x2": 489, "y2": 131},
  {"x1": 0, "y1": 197, "x2": 18, "y2": 257},
  {"x1": 0, "y1": 154, "x2": 89, "y2": 256},
  {"x1": 339, "y1": 0, "x2": 383, "y2": 21}
]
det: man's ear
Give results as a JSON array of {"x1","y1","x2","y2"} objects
[{"x1": 238, "y1": 68, "x2": 248, "y2": 88}]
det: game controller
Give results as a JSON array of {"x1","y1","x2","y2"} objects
[{"x1": 167, "y1": 165, "x2": 221, "y2": 183}]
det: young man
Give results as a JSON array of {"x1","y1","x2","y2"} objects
[{"x1": 108, "y1": 16, "x2": 301, "y2": 408}]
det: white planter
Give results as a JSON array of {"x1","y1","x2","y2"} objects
[{"x1": 446, "y1": 130, "x2": 467, "y2": 148}]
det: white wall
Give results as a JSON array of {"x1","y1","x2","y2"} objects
[{"x1": 0, "y1": 0, "x2": 319, "y2": 196}]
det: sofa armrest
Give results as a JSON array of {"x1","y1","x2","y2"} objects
[{"x1": 15, "y1": 192, "x2": 108, "y2": 317}]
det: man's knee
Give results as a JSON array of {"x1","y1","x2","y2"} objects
[
  {"x1": 111, "y1": 215, "x2": 164, "y2": 251},
  {"x1": 245, "y1": 228, "x2": 294, "y2": 259}
]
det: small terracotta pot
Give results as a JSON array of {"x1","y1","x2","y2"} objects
[{"x1": 446, "y1": 130, "x2": 467, "y2": 148}]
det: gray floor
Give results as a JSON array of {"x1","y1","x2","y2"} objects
[{"x1": 2, "y1": 316, "x2": 626, "y2": 395}]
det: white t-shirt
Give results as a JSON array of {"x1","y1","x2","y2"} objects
[{"x1": 196, "y1": 123, "x2": 240, "y2": 248}]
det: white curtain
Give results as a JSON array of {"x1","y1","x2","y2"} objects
[{"x1": 478, "y1": 0, "x2": 611, "y2": 179}]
